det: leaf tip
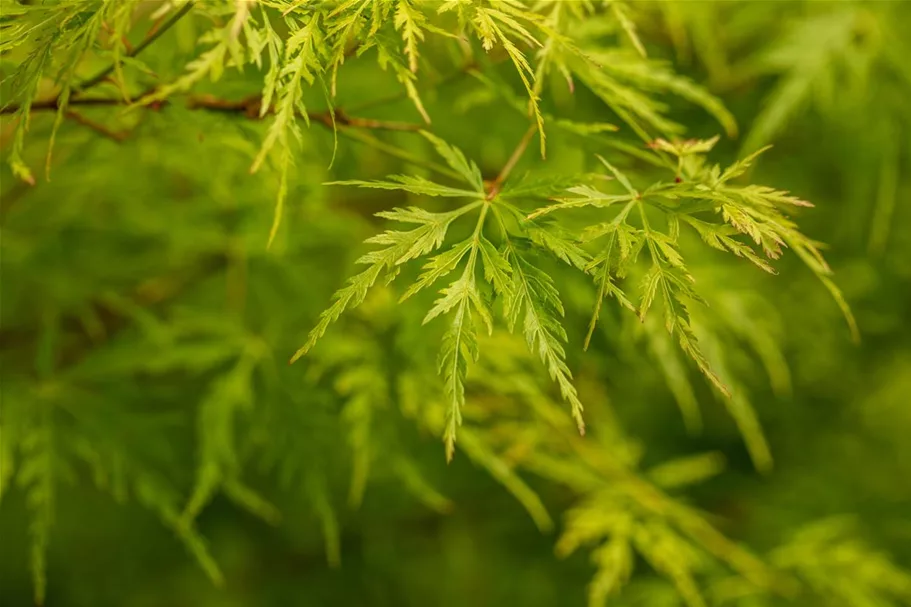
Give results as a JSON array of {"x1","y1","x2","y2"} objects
[{"x1": 289, "y1": 346, "x2": 309, "y2": 364}]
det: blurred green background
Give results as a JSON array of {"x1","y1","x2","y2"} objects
[{"x1": 1, "y1": 1, "x2": 910, "y2": 606}]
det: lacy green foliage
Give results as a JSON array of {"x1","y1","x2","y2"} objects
[
  {"x1": 456, "y1": 340, "x2": 783, "y2": 607},
  {"x1": 767, "y1": 518, "x2": 911, "y2": 607},
  {"x1": 646, "y1": 0, "x2": 911, "y2": 255},
  {"x1": 1, "y1": 1, "x2": 910, "y2": 606},
  {"x1": 17, "y1": 404, "x2": 55, "y2": 605},
  {"x1": 298, "y1": 130, "x2": 850, "y2": 466},
  {"x1": 526, "y1": 139, "x2": 855, "y2": 466},
  {"x1": 297, "y1": 131, "x2": 586, "y2": 458}
]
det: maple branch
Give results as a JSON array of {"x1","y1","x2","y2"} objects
[
  {"x1": 3, "y1": 93, "x2": 423, "y2": 134},
  {"x1": 185, "y1": 95, "x2": 422, "y2": 131},
  {"x1": 1, "y1": 97, "x2": 123, "y2": 114},
  {"x1": 64, "y1": 110, "x2": 129, "y2": 142}
]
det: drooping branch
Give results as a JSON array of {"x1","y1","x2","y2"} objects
[
  {"x1": 63, "y1": 110, "x2": 129, "y2": 142},
  {"x1": 184, "y1": 95, "x2": 422, "y2": 132},
  {"x1": 0, "y1": 97, "x2": 124, "y2": 114},
  {"x1": 2, "y1": 93, "x2": 422, "y2": 132}
]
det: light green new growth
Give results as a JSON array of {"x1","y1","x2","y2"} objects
[
  {"x1": 2, "y1": 1, "x2": 903, "y2": 606},
  {"x1": 295, "y1": 130, "x2": 586, "y2": 458}
]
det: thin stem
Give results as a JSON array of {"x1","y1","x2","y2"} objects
[
  {"x1": 462, "y1": 202, "x2": 490, "y2": 283},
  {"x1": 614, "y1": 198, "x2": 637, "y2": 225},
  {"x1": 337, "y1": 129, "x2": 462, "y2": 181},
  {"x1": 185, "y1": 95, "x2": 423, "y2": 131},
  {"x1": 3, "y1": 89, "x2": 448, "y2": 179},
  {"x1": 64, "y1": 110, "x2": 128, "y2": 142},
  {"x1": 0, "y1": 97, "x2": 122, "y2": 114},
  {"x1": 489, "y1": 204, "x2": 515, "y2": 252},
  {"x1": 637, "y1": 199, "x2": 662, "y2": 264},
  {"x1": 495, "y1": 125, "x2": 537, "y2": 186},
  {"x1": 472, "y1": 201, "x2": 490, "y2": 243},
  {"x1": 584, "y1": 232, "x2": 615, "y2": 351},
  {"x1": 487, "y1": 124, "x2": 536, "y2": 200},
  {"x1": 338, "y1": 113, "x2": 421, "y2": 132},
  {"x1": 4, "y1": 94, "x2": 424, "y2": 135}
]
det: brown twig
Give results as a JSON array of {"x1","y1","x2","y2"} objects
[
  {"x1": 3, "y1": 90, "x2": 440, "y2": 182},
  {"x1": 4, "y1": 93, "x2": 423, "y2": 133},
  {"x1": 0, "y1": 1, "x2": 194, "y2": 117},
  {"x1": 486, "y1": 124, "x2": 536, "y2": 200},
  {"x1": 1, "y1": 97, "x2": 123, "y2": 114},
  {"x1": 101, "y1": 21, "x2": 135, "y2": 54},
  {"x1": 182, "y1": 94, "x2": 423, "y2": 131},
  {"x1": 64, "y1": 110, "x2": 129, "y2": 142},
  {"x1": 332, "y1": 109, "x2": 421, "y2": 132},
  {"x1": 184, "y1": 94, "x2": 264, "y2": 118}
]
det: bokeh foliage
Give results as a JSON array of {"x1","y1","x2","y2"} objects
[{"x1": 1, "y1": 1, "x2": 910, "y2": 606}]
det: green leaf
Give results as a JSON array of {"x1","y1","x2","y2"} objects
[
  {"x1": 479, "y1": 238, "x2": 514, "y2": 297},
  {"x1": 611, "y1": 2, "x2": 646, "y2": 58},
  {"x1": 460, "y1": 429, "x2": 552, "y2": 531},
  {"x1": 401, "y1": 240, "x2": 474, "y2": 301},
  {"x1": 596, "y1": 155, "x2": 637, "y2": 195},
  {"x1": 419, "y1": 131, "x2": 485, "y2": 192},
  {"x1": 501, "y1": 237, "x2": 584, "y2": 434},
  {"x1": 293, "y1": 204, "x2": 478, "y2": 361},
  {"x1": 394, "y1": 0, "x2": 426, "y2": 73},
  {"x1": 438, "y1": 295, "x2": 479, "y2": 462},
  {"x1": 328, "y1": 176, "x2": 481, "y2": 198},
  {"x1": 585, "y1": 231, "x2": 636, "y2": 350}
]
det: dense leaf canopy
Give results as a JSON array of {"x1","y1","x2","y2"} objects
[{"x1": 1, "y1": 1, "x2": 910, "y2": 606}]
